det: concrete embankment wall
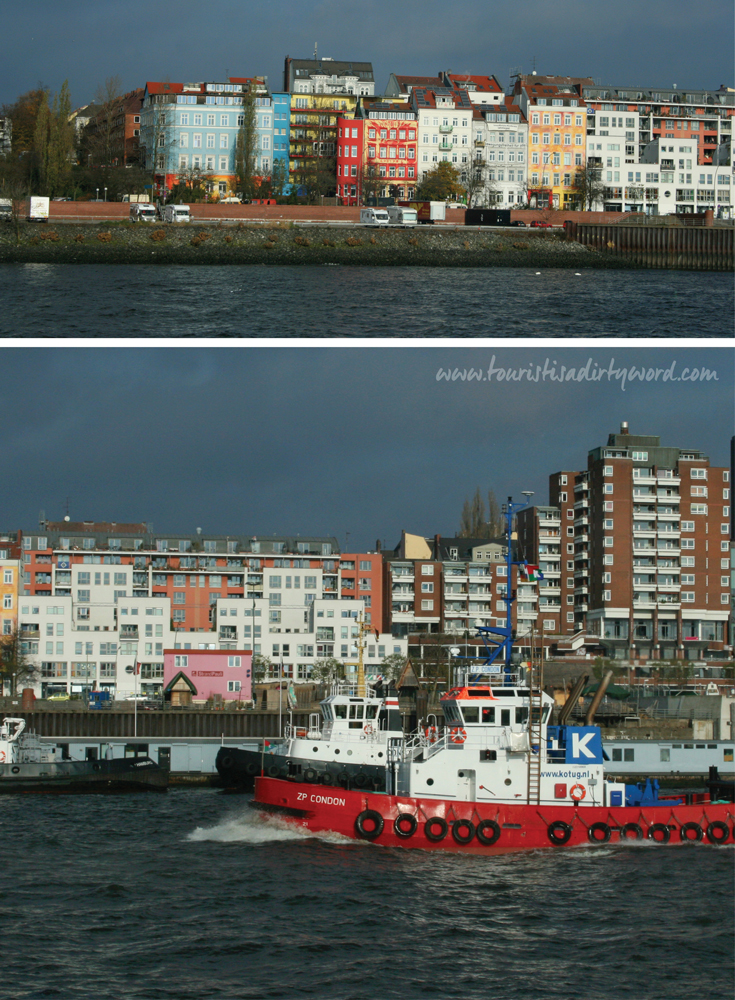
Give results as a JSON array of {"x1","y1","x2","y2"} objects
[{"x1": 0, "y1": 221, "x2": 622, "y2": 269}]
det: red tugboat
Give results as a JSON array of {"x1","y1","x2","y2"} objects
[{"x1": 252, "y1": 495, "x2": 734, "y2": 853}]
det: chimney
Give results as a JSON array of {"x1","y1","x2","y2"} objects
[{"x1": 620, "y1": 421, "x2": 629, "y2": 434}]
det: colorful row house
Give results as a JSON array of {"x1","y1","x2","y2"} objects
[
  {"x1": 140, "y1": 77, "x2": 280, "y2": 200},
  {"x1": 336, "y1": 100, "x2": 418, "y2": 204},
  {"x1": 513, "y1": 80, "x2": 587, "y2": 208}
]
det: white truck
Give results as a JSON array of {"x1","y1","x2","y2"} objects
[
  {"x1": 398, "y1": 200, "x2": 446, "y2": 224},
  {"x1": 28, "y1": 196, "x2": 50, "y2": 222},
  {"x1": 386, "y1": 205, "x2": 417, "y2": 227},
  {"x1": 0, "y1": 198, "x2": 12, "y2": 220},
  {"x1": 360, "y1": 208, "x2": 390, "y2": 226},
  {"x1": 162, "y1": 204, "x2": 191, "y2": 223},
  {"x1": 129, "y1": 203, "x2": 158, "y2": 222}
]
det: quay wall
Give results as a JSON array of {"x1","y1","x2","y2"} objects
[
  {"x1": 565, "y1": 221, "x2": 733, "y2": 271},
  {"x1": 11, "y1": 709, "x2": 309, "y2": 739}
]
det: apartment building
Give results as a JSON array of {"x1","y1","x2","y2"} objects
[
  {"x1": 284, "y1": 56, "x2": 375, "y2": 97},
  {"x1": 10, "y1": 522, "x2": 403, "y2": 696},
  {"x1": 522, "y1": 425, "x2": 731, "y2": 662},
  {"x1": 471, "y1": 97, "x2": 528, "y2": 206},
  {"x1": 514, "y1": 79, "x2": 587, "y2": 208},
  {"x1": 409, "y1": 87, "x2": 474, "y2": 187},
  {"x1": 381, "y1": 531, "x2": 538, "y2": 641},
  {"x1": 1, "y1": 558, "x2": 20, "y2": 636},
  {"x1": 336, "y1": 100, "x2": 418, "y2": 204},
  {"x1": 140, "y1": 77, "x2": 273, "y2": 199},
  {"x1": 581, "y1": 83, "x2": 734, "y2": 168}
]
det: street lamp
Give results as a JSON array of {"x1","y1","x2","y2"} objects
[
  {"x1": 95, "y1": 188, "x2": 99, "y2": 201},
  {"x1": 104, "y1": 187, "x2": 107, "y2": 202}
]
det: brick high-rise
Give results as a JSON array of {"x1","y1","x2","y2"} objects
[{"x1": 521, "y1": 423, "x2": 731, "y2": 661}]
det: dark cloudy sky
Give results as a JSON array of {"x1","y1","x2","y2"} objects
[
  {"x1": 0, "y1": 347, "x2": 731, "y2": 550},
  {"x1": 3, "y1": 0, "x2": 733, "y2": 109}
]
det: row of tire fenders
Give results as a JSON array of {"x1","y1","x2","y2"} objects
[{"x1": 354, "y1": 810, "x2": 732, "y2": 847}]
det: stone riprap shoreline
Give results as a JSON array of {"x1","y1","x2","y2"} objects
[{"x1": 0, "y1": 220, "x2": 626, "y2": 268}]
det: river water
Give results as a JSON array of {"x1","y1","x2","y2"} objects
[
  {"x1": 0, "y1": 265, "x2": 732, "y2": 337},
  {"x1": 1, "y1": 788, "x2": 732, "y2": 1000}
]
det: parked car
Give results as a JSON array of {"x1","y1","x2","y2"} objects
[
  {"x1": 510, "y1": 220, "x2": 527, "y2": 227},
  {"x1": 530, "y1": 220, "x2": 554, "y2": 228},
  {"x1": 221, "y1": 196, "x2": 241, "y2": 204}
]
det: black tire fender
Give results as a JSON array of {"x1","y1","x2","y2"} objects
[
  {"x1": 451, "y1": 819, "x2": 475, "y2": 845},
  {"x1": 679, "y1": 822, "x2": 703, "y2": 843},
  {"x1": 705, "y1": 820, "x2": 730, "y2": 845},
  {"x1": 647, "y1": 823, "x2": 670, "y2": 844},
  {"x1": 424, "y1": 817, "x2": 448, "y2": 842},
  {"x1": 394, "y1": 813, "x2": 418, "y2": 838},
  {"x1": 588, "y1": 822, "x2": 611, "y2": 844},
  {"x1": 355, "y1": 809, "x2": 384, "y2": 840},
  {"x1": 476, "y1": 819, "x2": 501, "y2": 846},
  {"x1": 547, "y1": 821, "x2": 573, "y2": 845},
  {"x1": 620, "y1": 822, "x2": 643, "y2": 841}
]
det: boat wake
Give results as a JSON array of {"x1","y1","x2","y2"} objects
[
  {"x1": 187, "y1": 810, "x2": 308, "y2": 844},
  {"x1": 187, "y1": 810, "x2": 356, "y2": 847}
]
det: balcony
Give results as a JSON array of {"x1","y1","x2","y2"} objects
[
  {"x1": 574, "y1": 516, "x2": 589, "y2": 528},
  {"x1": 439, "y1": 140, "x2": 453, "y2": 150},
  {"x1": 439, "y1": 124, "x2": 453, "y2": 134},
  {"x1": 574, "y1": 586, "x2": 588, "y2": 596},
  {"x1": 474, "y1": 139, "x2": 485, "y2": 147},
  {"x1": 574, "y1": 479, "x2": 589, "y2": 494},
  {"x1": 573, "y1": 499, "x2": 589, "y2": 510}
]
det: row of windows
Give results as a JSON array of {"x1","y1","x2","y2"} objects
[
  {"x1": 531, "y1": 113, "x2": 584, "y2": 126},
  {"x1": 531, "y1": 132, "x2": 584, "y2": 146}
]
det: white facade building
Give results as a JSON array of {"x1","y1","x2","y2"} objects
[
  {"x1": 411, "y1": 87, "x2": 474, "y2": 187},
  {"x1": 473, "y1": 102, "x2": 528, "y2": 206}
]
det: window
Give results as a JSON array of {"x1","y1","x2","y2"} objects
[
  {"x1": 421, "y1": 600, "x2": 434, "y2": 610},
  {"x1": 421, "y1": 564, "x2": 434, "y2": 575},
  {"x1": 421, "y1": 582, "x2": 434, "y2": 593}
]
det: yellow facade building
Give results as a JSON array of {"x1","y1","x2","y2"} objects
[
  {"x1": 1, "y1": 558, "x2": 20, "y2": 636},
  {"x1": 517, "y1": 81, "x2": 588, "y2": 209}
]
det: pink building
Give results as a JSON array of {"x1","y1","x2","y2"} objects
[{"x1": 163, "y1": 649, "x2": 252, "y2": 705}]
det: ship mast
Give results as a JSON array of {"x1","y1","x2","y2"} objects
[{"x1": 356, "y1": 612, "x2": 369, "y2": 697}]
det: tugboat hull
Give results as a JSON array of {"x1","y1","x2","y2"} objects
[
  {"x1": 252, "y1": 776, "x2": 735, "y2": 855},
  {"x1": 0, "y1": 757, "x2": 168, "y2": 793}
]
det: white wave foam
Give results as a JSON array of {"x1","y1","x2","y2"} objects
[{"x1": 187, "y1": 810, "x2": 310, "y2": 844}]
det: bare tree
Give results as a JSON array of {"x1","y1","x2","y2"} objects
[
  {"x1": 574, "y1": 165, "x2": 605, "y2": 211},
  {"x1": 358, "y1": 163, "x2": 381, "y2": 205},
  {"x1": 0, "y1": 624, "x2": 38, "y2": 696},
  {"x1": 84, "y1": 76, "x2": 123, "y2": 166},
  {"x1": 464, "y1": 158, "x2": 487, "y2": 207}
]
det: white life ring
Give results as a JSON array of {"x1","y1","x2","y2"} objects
[
  {"x1": 0, "y1": 750, "x2": 5, "y2": 762},
  {"x1": 449, "y1": 727, "x2": 467, "y2": 745},
  {"x1": 425, "y1": 725, "x2": 438, "y2": 744},
  {"x1": 570, "y1": 783, "x2": 586, "y2": 802},
  {"x1": 363, "y1": 723, "x2": 374, "y2": 736}
]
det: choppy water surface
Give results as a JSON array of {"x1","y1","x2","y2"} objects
[
  {"x1": 1, "y1": 789, "x2": 732, "y2": 1000},
  {"x1": 0, "y1": 264, "x2": 731, "y2": 337}
]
